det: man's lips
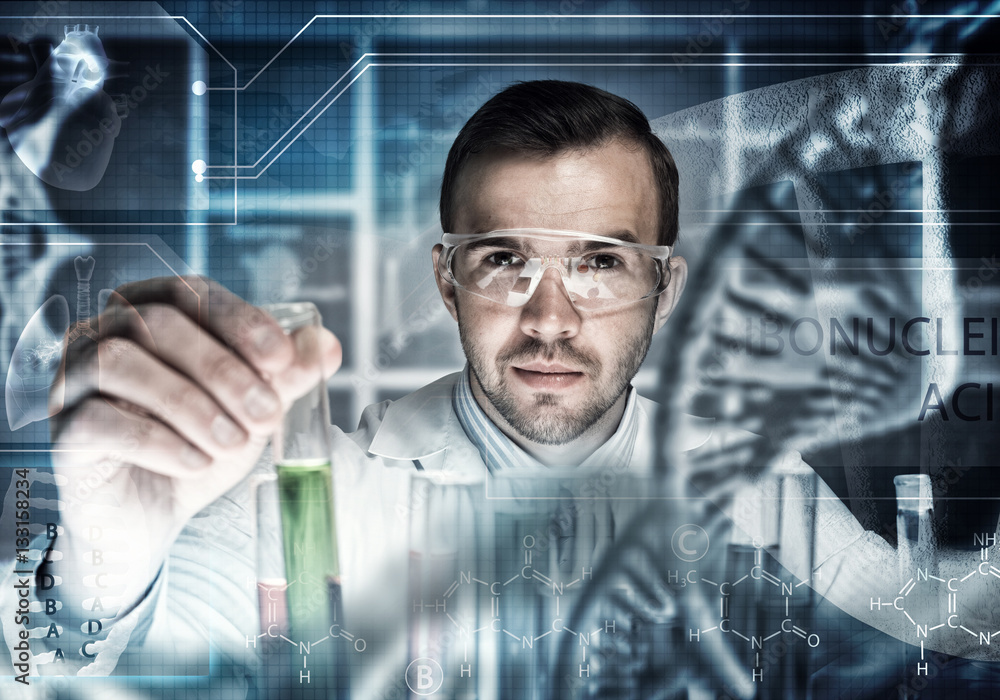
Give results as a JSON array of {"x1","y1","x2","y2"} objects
[
  {"x1": 510, "y1": 362, "x2": 585, "y2": 390},
  {"x1": 515, "y1": 361, "x2": 580, "y2": 373}
]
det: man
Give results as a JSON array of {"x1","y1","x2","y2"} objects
[
  {"x1": 3, "y1": 79, "x2": 714, "y2": 694},
  {"x1": 6, "y1": 80, "x2": 995, "y2": 698}
]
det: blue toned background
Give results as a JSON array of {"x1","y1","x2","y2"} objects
[{"x1": 1, "y1": 1, "x2": 999, "y2": 697}]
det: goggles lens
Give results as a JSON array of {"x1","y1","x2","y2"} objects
[{"x1": 440, "y1": 229, "x2": 672, "y2": 309}]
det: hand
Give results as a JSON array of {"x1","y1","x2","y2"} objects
[{"x1": 49, "y1": 276, "x2": 341, "y2": 607}]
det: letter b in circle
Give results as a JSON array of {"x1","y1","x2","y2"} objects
[{"x1": 406, "y1": 657, "x2": 444, "y2": 695}]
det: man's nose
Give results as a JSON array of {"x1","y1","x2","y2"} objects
[{"x1": 518, "y1": 266, "x2": 582, "y2": 341}]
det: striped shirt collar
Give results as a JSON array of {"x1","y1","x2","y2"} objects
[{"x1": 453, "y1": 365, "x2": 640, "y2": 473}]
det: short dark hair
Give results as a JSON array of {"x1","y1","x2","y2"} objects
[{"x1": 439, "y1": 80, "x2": 679, "y2": 246}]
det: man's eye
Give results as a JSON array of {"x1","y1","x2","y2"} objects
[
  {"x1": 587, "y1": 254, "x2": 621, "y2": 270},
  {"x1": 485, "y1": 251, "x2": 523, "y2": 267}
]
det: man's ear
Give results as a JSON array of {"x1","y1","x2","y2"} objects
[
  {"x1": 432, "y1": 244, "x2": 459, "y2": 322},
  {"x1": 653, "y1": 256, "x2": 688, "y2": 334}
]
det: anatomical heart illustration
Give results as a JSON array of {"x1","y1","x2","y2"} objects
[{"x1": 0, "y1": 24, "x2": 122, "y2": 191}]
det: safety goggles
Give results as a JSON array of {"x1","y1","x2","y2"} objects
[{"x1": 438, "y1": 229, "x2": 673, "y2": 310}]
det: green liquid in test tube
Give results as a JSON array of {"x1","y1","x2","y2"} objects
[{"x1": 266, "y1": 302, "x2": 340, "y2": 639}]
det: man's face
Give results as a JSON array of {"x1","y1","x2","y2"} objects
[{"x1": 433, "y1": 141, "x2": 686, "y2": 446}]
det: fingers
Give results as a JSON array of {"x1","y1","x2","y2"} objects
[
  {"x1": 52, "y1": 276, "x2": 343, "y2": 486},
  {"x1": 63, "y1": 301, "x2": 285, "y2": 436},
  {"x1": 93, "y1": 338, "x2": 250, "y2": 455},
  {"x1": 56, "y1": 396, "x2": 213, "y2": 478},
  {"x1": 270, "y1": 325, "x2": 344, "y2": 406},
  {"x1": 97, "y1": 282, "x2": 342, "y2": 407},
  {"x1": 104, "y1": 277, "x2": 296, "y2": 376},
  {"x1": 318, "y1": 326, "x2": 343, "y2": 379}
]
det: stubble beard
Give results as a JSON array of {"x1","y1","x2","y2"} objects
[{"x1": 458, "y1": 301, "x2": 657, "y2": 446}]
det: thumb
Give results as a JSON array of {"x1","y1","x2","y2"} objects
[
  {"x1": 271, "y1": 326, "x2": 342, "y2": 407},
  {"x1": 318, "y1": 327, "x2": 343, "y2": 379}
]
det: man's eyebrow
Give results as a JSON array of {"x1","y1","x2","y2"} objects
[
  {"x1": 463, "y1": 236, "x2": 524, "y2": 252},
  {"x1": 601, "y1": 230, "x2": 641, "y2": 244}
]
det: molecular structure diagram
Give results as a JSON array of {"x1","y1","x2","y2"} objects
[
  {"x1": 414, "y1": 527, "x2": 826, "y2": 690},
  {"x1": 246, "y1": 577, "x2": 367, "y2": 686},
  {"x1": 410, "y1": 533, "x2": 618, "y2": 693},
  {"x1": 870, "y1": 532, "x2": 1000, "y2": 677},
  {"x1": 683, "y1": 536, "x2": 822, "y2": 683}
]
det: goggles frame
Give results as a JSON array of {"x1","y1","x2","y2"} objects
[{"x1": 438, "y1": 228, "x2": 674, "y2": 309}]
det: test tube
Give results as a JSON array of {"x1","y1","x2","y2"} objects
[
  {"x1": 893, "y1": 474, "x2": 936, "y2": 581},
  {"x1": 266, "y1": 302, "x2": 339, "y2": 640},
  {"x1": 251, "y1": 471, "x2": 289, "y2": 639},
  {"x1": 894, "y1": 473, "x2": 937, "y2": 679}
]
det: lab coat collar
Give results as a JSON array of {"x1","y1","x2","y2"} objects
[
  {"x1": 367, "y1": 371, "x2": 714, "y2": 462},
  {"x1": 367, "y1": 372, "x2": 463, "y2": 461}
]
